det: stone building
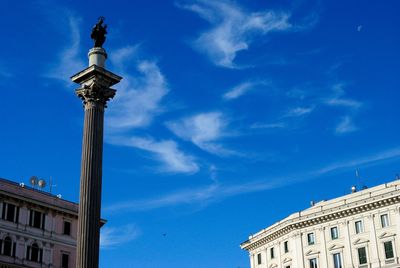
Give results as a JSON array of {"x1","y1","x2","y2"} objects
[
  {"x1": 241, "y1": 180, "x2": 400, "y2": 268},
  {"x1": 0, "y1": 177, "x2": 80, "y2": 267}
]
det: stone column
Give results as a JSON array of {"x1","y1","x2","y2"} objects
[{"x1": 71, "y1": 47, "x2": 121, "y2": 268}]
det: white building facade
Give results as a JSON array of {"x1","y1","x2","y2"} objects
[{"x1": 241, "y1": 180, "x2": 400, "y2": 268}]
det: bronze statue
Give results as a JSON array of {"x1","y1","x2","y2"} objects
[{"x1": 91, "y1": 17, "x2": 107, "y2": 48}]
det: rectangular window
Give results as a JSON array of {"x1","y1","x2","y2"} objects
[
  {"x1": 331, "y1": 226, "x2": 338, "y2": 240},
  {"x1": 358, "y1": 247, "x2": 367, "y2": 265},
  {"x1": 284, "y1": 241, "x2": 289, "y2": 253},
  {"x1": 270, "y1": 247, "x2": 275, "y2": 259},
  {"x1": 1, "y1": 203, "x2": 18, "y2": 223},
  {"x1": 384, "y1": 241, "x2": 394, "y2": 259},
  {"x1": 381, "y1": 214, "x2": 389, "y2": 228},
  {"x1": 29, "y1": 210, "x2": 45, "y2": 229},
  {"x1": 257, "y1": 253, "x2": 262, "y2": 265},
  {"x1": 63, "y1": 221, "x2": 71, "y2": 235},
  {"x1": 309, "y1": 258, "x2": 318, "y2": 268},
  {"x1": 307, "y1": 233, "x2": 315, "y2": 245},
  {"x1": 333, "y1": 253, "x2": 342, "y2": 268},
  {"x1": 355, "y1": 220, "x2": 363, "y2": 234},
  {"x1": 62, "y1": 253, "x2": 69, "y2": 268}
]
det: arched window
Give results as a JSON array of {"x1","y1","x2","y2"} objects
[
  {"x1": 0, "y1": 236, "x2": 15, "y2": 257},
  {"x1": 3, "y1": 236, "x2": 12, "y2": 256},
  {"x1": 26, "y1": 243, "x2": 43, "y2": 263}
]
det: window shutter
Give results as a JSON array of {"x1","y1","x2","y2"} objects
[
  {"x1": 41, "y1": 213, "x2": 46, "y2": 230},
  {"x1": 29, "y1": 210, "x2": 33, "y2": 226},
  {"x1": 16, "y1": 206, "x2": 20, "y2": 223},
  {"x1": 12, "y1": 242, "x2": 16, "y2": 257},
  {"x1": 1, "y1": 203, "x2": 6, "y2": 219},
  {"x1": 26, "y1": 246, "x2": 31, "y2": 260}
]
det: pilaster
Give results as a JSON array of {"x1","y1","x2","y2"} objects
[
  {"x1": 249, "y1": 253, "x2": 254, "y2": 268},
  {"x1": 15, "y1": 237, "x2": 25, "y2": 261},
  {"x1": 395, "y1": 208, "x2": 400, "y2": 258},
  {"x1": 294, "y1": 232, "x2": 305, "y2": 268},
  {"x1": 367, "y1": 214, "x2": 380, "y2": 267},
  {"x1": 319, "y1": 227, "x2": 328, "y2": 268},
  {"x1": 343, "y1": 220, "x2": 354, "y2": 267},
  {"x1": 276, "y1": 241, "x2": 282, "y2": 267}
]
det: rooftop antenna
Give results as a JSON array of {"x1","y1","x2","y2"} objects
[
  {"x1": 355, "y1": 169, "x2": 361, "y2": 185},
  {"x1": 355, "y1": 169, "x2": 367, "y2": 190},
  {"x1": 49, "y1": 176, "x2": 57, "y2": 194},
  {"x1": 29, "y1": 176, "x2": 38, "y2": 189},
  {"x1": 38, "y1": 179, "x2": 46, "y2": 191}
]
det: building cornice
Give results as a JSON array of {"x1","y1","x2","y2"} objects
[
  {"x1": 241, "y1": 191, "x2": 400, "y2": 251},
  {"x1": 0, "y1": 192, "x2": 78, "y2": 219}
]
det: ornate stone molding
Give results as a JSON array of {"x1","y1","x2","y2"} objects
[
  {"x1": 75, "y1": 80, "x2": 116, "y2": 107},
  {"x1": 353, "y1": 238, "x2": 369, "y2": 245},
  {"x1": 328, "y1": 244, "x2": 345, "y2": 251}
]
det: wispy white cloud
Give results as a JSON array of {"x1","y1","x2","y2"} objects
[
  {"x1": 285, "y1": 82, "x2": 363, "y2": 134},
  {"x1": 179, "y1": 0, "x2": 292, "y2": 68},
  {"x1": 325, "y1": 83, "x2": 362, "y2": 109},
  {"x1": 104, "y1": 181, "x2": 279, "y2": 213},
  {"x1": 109, "y1": 45, "x2": 140, "y2": 68},
  {"x1": 0, "y1": 64, "x2": 12, "y2": 78},
  {"x1": 107, "y1": 135, "x2": 199, "y2": 174},
  {"x1": 100, "y1": 224, "x2": 141, "y2": 248},
  {"x1": 335, "y1": 116, "x2": 357, "y2": 134},
  {"x1": 314, "y1": 147, "x2": 400, "y2": 175},
  {"x1": 105, "y1": 184, "x2": 219, "y2": 212},
  {"x1": 46, "y1": 15, "x2": 85, "y2": 84},
  {"x1": 223, "y1": 81, "x2": 268, "y2": 100},
  {"x1": 327, "y1": 98, "x2": 362, "y2": 108},
  {"x1": 107, "y1": 58, "x2": 169, "y2": 130},
  {"x1": 104, "y1": 146, "x2": 400, "y2": 213},
  {"x1": 250, "y1": 122, "x2": 286, "y2": 129},
  {"x1": 166, "y1": 112, "x2": 236, "y2": 156},
  {"x1": 324, "y1": 84, "x2": 362, "y2": 135},
  {"x1": 284, "y1": 106, "x2": 315, "y2": 117},
  {"x1": 105, "y1": 48, "x2": 199, "y2": 173}
]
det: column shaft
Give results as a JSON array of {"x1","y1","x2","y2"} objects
[{"x1": 76, "y1": 101, "x2": 105, "y2": 268}]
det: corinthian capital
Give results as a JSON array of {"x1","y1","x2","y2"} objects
[
  {"x1": 75, "y1": 80, "x2": 116, "y2": 107},
  {"x1": 71, "y1": 64, "x2": 122, "y2": 108}
]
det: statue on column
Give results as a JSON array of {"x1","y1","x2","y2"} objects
[{"x1": 91, "y1": 17, "x2": 107, "y2": 48}]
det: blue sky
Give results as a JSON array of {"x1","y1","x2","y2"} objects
[{"x1": 0, "y1": 0, "x2": 399, "y2": 267}]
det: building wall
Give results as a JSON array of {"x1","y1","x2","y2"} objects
[
  {"x1": 0, "y1": 179, "x2": 78, "y2": 268},
  {"x1": 242, "y1": 180, "x2": 400, "y2": 268}
]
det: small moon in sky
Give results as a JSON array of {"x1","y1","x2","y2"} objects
[{"x1": 357, "y1": 25, "x2": 363, "y2": 32}]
